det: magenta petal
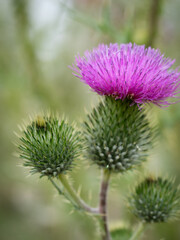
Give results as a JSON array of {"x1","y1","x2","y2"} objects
[{"x1": 71, "y1": 43, "x2": 180, "y2": 107}]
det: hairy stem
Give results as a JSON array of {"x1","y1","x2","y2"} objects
[
  {"x1": 129, "y1": 222, "x2": 146, "y2": 240},
  {"x1": 49, "y1": 177, "x2": 81, "y2": 210},
  {"x1": 58, "y1": 174, "x2": 99, "y2": 214},
  {"x1": 99, "y1": 169, "x2": 111, "y2": 240}
]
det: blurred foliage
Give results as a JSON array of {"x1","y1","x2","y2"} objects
[
  {"x1": 110, "y1": 225, "x2": 132, "y2": 240},
  {"x1": 0, "y1": 0, "x2": 180, "y2": 239}
]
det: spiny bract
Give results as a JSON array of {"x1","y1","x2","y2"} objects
[
  {"x1": 83, "y1": 97, "x2": 153, "y2": 172},
  {"x1": 129, "y1": 177, "x2": 180, "y2": 223},
  {"x1": 19, "y1": 116, "x2": 81, "y2": 177}
]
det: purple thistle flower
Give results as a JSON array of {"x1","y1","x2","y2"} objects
[{"x1": 71, "y1": 43, "x2": 180, "y2": 107}]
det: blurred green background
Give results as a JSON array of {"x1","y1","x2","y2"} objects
[{"x1": 0, "y1": 0, "x2": 180, "y2": 239}]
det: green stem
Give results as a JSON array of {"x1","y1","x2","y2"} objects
[
  {"x1": 49, "y1": 177, "x2": 63, "y2": 195},
  {"x1": 99, "y1": 169, "x2": 111, "y2": 240},
  {"x1": 59, "y1": 174, "x2": 99, "y2": 215},
  {"x1": 129, "y1": 222, "x2": 146, "y2": 240},
  {"x1": 49, "y1": 177, "x2": 79, "y2": 209}
]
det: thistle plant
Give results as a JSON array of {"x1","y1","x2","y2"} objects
[
  {"x1": 72, "y1": 43, "x2": 180, "y2": 106},
  {"x1": 129, "y1": 177, "x2": 180, "y2": 223},
  {"x1": 19, "y1": 116, "x2": 81, "y2": 177},
  {"x1": 128, "y1": 177, "x2": 180, "y2": 240},
  {"x1": 17, "y1": 43, "x2": 180, "y2": 240},
  {"x1": 83, "y1": 96, "x2": 152, "y2": 172}
]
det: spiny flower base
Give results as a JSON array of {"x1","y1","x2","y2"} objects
[
  {"x1": 84, "y1": 97, "x2": 153, "y2": 172},
  {"x1": 19, "y1": 116, "x2": 81, "y2": 178},
  {"x1": 129, "y1": 177, "x2": 180, "y2": 223}
]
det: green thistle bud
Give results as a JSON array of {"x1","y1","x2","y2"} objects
[
  {"x1": 83, "y1": 96, "x2": 153, "y2": 172},
  {"x1": 129, "y1": 177, "x2": 180, "y2": 223},
  {"x1": 18, "y1": 115, "x2": 81, "y2": 177}
]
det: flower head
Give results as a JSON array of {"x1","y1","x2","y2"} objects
[
  {"x1": 72, "y1": 43, "x2": 180, "y2": 107},
  {"x1": 128, "y1": 177, "x2": 180, "y2": 223},
  {"x1": 84, "y1": 97, "x2": 153, "y2": 172},
  {"x1": 18, "y1": 115, "x2": 81, "y2": 178}
]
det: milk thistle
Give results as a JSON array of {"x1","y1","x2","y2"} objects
[{"x1": 17, "y1": 43, "x2": 180, "y2": 240}]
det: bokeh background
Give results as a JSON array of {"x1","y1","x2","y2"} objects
[{"x1": 0, "y1": 0, "x2": 180, "y2": 239}]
